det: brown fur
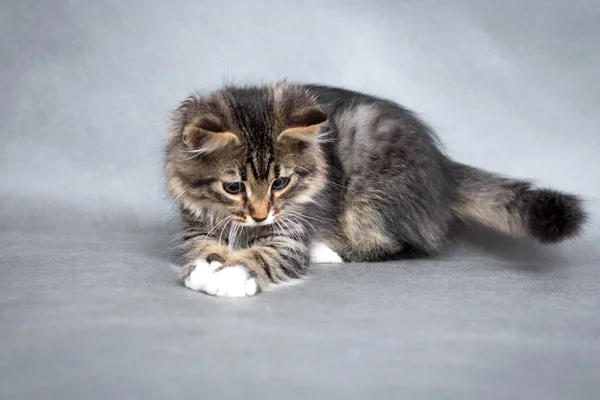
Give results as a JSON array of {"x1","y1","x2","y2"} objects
[
  {"x1": 165, "y1": 82, "x2": 587, "y2": 295},
  {"x1": 165, "y1": 83, "x2": 330, "y2": 292}
]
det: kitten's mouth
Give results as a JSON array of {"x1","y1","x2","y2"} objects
[{"x1": 238, "y1": 211, "x2": 276, "y2": 227}]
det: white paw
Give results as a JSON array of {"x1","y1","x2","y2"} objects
[
  {"x1": 310, "y1": 242, "x2": 344, "y2": 264},
  {"x1": 184, "y1": 259, "x2": 258, "y2": 297}
]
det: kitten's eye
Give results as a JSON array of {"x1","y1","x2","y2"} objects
[
  {"x1": 272, "y1": 177, "x2": 290, "y2": 190},
  {"x1": 223, "y1": 182, "x2": 244, "y2": 194}
]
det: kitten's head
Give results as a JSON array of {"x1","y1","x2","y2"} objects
[{"x1": 165, "y1": 82, "x2": 328, "y2": 227}]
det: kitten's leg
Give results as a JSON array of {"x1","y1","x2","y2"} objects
[
  {"x1": 327, "y1": 184, "x2": 452, "y2": 262},
  {"x1": 218, "y1": 225, "x2": 311, "y2": 293},
  {"x1": 328, "y1": 200, "x2": 405, "y2": 262},
  {"x1": 182, "y1": 222, "x2": 311, "y2": 297},
  {"x1": 223, "y1": 235, "x2": 310, "y2": 290},
  {"x1": 179, "y1": 237, "x2": 259, "y2": 297}
]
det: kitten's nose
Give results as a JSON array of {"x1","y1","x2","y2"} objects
[{"x1": 249, "y1": 200, "x2": 270, "y2": 223}]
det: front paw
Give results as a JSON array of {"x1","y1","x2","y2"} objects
[{"x1": 182, "y1": 259, "x2": 258, "y2": 297}]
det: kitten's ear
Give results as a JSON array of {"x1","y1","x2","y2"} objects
[
  {"x1": 278, "y1": 107, "x2": 328, "y2": 143},
  {"x1": 182, "y1": 116, "x2": 239, "y2": 153}
]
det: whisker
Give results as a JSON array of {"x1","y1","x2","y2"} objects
[
  {"x1": 162, "y1": 188, "x2": 192, "y2": 230},
  {"x1": 285, "y1": 209, "x2": 325, "y2": 224},
  {"x1": 316, "y1": 132, "x2": 335, "y2": 143},
  {"x1": 280, "y1": 217, "x2": 304, "y2": 247},
  {"x1": 286, "y1": 225, "x2": 306, "y2": 259},
  {"x1": 201, "y1": 215, "x2": 233, "y2": 245},
  {"x1": 284, "y1": 210, "x2": 317, "y2": 231},
  {"x1": 228, "y1": 222, "x2": 241, "y2": 252},
  {"x1": 180, "y1": 153, "x2": 201, "y2": 161},
  {"x1": 183, "y1": 148, "x2": 208, "y2": 155},
  {"x1": 294, "y1": 166, "x2": 313, "y2": 176},
  {"x1": 218, "y1": 218, "x2": 233, "y2": 246}
]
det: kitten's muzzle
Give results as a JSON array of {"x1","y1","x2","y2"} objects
[{"x1": 240, "y1": 211, "x2": 276, "y2": 227}]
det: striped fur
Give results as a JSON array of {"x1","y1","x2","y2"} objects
[
  {"x1": 165, "y1": 83, "x2": 327, "y2": 294},
  {"x1": 176, "y1": 206, "x2": 311, "y2": 289},
  {"x1": 165, "y1": 81, "x2": 587, "y2": 296}
]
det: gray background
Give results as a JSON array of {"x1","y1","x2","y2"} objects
[{"x1": 1, "y1": 1, "x2": 599, "y2": 399}]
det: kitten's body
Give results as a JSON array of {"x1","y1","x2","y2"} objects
[{"x1": 164, "y1": 82, "x2": 586, "y2": 297}]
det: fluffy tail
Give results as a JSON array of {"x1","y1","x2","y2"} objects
[{"x1": 450, "y1": 162, "x2": 586, "y2": 243}]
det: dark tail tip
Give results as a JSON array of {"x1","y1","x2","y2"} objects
[{"x1": 525, "y1": 189, "x2": 587, "y2": 244}]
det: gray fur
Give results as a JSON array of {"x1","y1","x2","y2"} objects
[
  {"x1": 303, "y1": 83, "x2": 586, "y2": 258},
  {"x1": 165, "y1": 82, "x2": 587, "y2": 293}
]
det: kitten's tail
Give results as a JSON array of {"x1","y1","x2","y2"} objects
[{"x1": 449, "y1": 162, "x2": 587, "y2": 243}]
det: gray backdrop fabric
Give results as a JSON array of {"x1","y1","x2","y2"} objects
[{"x1": 1, "y1": 1, "x2": 599, "y2": 399}]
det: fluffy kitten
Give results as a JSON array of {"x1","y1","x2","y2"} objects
[{"x1": 164, "y1": 82, "x2": 586, "y2": 297}]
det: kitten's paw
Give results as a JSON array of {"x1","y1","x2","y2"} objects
[{"x1": 183, "y1": 259, "x2": 258, "y2": 297}]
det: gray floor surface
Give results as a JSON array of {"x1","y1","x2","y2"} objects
[{"x1": 2, "y1": 1, "x2": 600, "y2": 399}]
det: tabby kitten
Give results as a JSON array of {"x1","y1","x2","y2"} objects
[{"x1": 164, "y1": 82, "x2": 586, "y2": 297}]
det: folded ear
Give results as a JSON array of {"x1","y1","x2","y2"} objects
[
  {"x1": 182, "y1": 117, "x2": 239, "y2": 153},
  {"x1": 278, "y1": 107, "x2": 328, "y2": 143}
]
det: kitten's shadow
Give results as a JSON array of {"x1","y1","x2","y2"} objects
[
  {"x1": 147, "y1": 215, "x2": 571, "y2": 273},
  {"x1": 443, "y1": 222, "x2": 570, "y2": 272}
]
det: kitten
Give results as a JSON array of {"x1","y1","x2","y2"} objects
[{"x1": 164, "y1": 82, "x2": 586, "y2": 297}]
